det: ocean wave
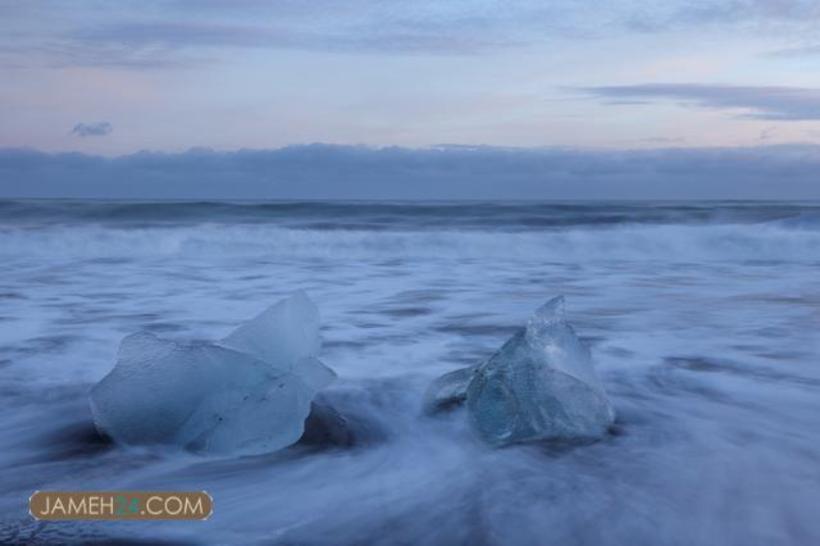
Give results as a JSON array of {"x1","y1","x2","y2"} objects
[
  {"x1": 1, "y1": 200, "x2": 817, "y2": 231},
  {"x1": 2, "y1": 223, "x2": 819, "y2": 262}
]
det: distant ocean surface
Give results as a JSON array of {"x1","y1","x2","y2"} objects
[{"x1": 1, "y1": 200, "x2": 819, "y2": 545}]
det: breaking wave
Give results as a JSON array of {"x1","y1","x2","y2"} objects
[{"x1": 1, "y1": 222, "x2": 819, "y2": 262}]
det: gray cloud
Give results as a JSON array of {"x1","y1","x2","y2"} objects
[
  {"x1": 578, "y1": 84, "x2": 820, "y2": 121},
  {"x1": 69, "y1": 21, "x2": 515, "y2": 56},
  {"x1": 71, "y1": 121, "x2": 113, "y2": 137},
  {"x1": 767, "y1": 45, "x2": 820, "y2": 58},
  {"x1": 1, "y1": 144, "x2": 819, "y2": 200},
  {"x1": 628, "y1": 0, "x2": 820, "y2": 30}
]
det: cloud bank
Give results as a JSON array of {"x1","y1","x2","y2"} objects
[{"x1": 1, "y1": 144, "x2": 819, "y2": 200}]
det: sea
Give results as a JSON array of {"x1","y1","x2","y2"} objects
[{"x1": 0, "y1": 200, "x2": 818, "y2": 545}]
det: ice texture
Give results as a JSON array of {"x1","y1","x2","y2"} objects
[
  {"x1": 465, "y1": 296, "x2": 615, "y2": 446},
  {"x1": 422, "y1": 366, "x2": 474, "y2": 414},
  {"x1": 89, "y1": 292, "x2": 336, "y2": 455}
]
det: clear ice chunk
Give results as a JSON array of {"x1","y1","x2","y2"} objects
[
  {"x1": 220, "y1": 291, "x2": 321, "y2": 372},
  {"x1": 89, "y1": 292, "x2": 336, "y2": 455},
  {"x1": 465, "y1": 296, "x2": 615, "y2": 446}
]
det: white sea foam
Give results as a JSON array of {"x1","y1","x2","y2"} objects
[
  {"x1": 1, "y1": 202, "x2": 819, "y2": 545},
  {"x1": 1, "y1": 222, "x2": 819, "y2": 262}
]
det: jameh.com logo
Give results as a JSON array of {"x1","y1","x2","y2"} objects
[{"x1": 29, "y1": 491, "x2": 212, "y2": 521}]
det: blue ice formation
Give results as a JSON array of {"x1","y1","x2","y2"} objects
[
  {"x1": 89, "y1": 292, "x2": 336, "y2": 455},
  {"x1": 427, "y1": 296, "x2": 614, "y2": 446}
]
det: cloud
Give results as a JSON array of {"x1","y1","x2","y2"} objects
[
  {"x1": 633, "y1": 0, "x2": 820, "y2": 28},
  {"x1": 0, "y1": 3, "x2": 531, "y2": 69},
  {"x1": 577, "y1": 84, "x2": 820, "y2": 121},
  {"x1": 1, "y1": 144, "x2": 819, "y2": 200},
  {"x1": 767, "y1": 45, "x2": 820, "y2": 58},
  {"x1": 71, "y1": 121, "x2": 113, "y2": 137},
  {"x1": 68, "y1": 21, "x2": 515, "y2": 56},
  {"x1": 6, "y1": 1, "x2": 820, "y2": 69}
]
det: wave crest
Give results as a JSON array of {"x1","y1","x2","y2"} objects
[{"x1": 2, "y1": 223, "x2": 819, "y2": 262}]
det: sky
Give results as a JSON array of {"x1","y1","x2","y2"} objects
[{"x1": 2, "y1": 1, "x2": 820, "y2": 198}]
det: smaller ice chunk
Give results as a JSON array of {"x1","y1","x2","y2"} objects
[
  {"x1": 466, "y1": 296, "x2": 615, "y2": 446},
  {"x1": 89, "y1": 292, "x2": 336, "y2": 455}
]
